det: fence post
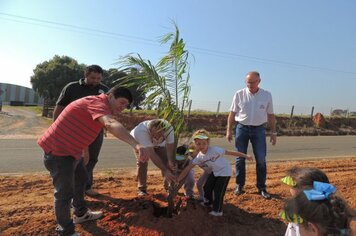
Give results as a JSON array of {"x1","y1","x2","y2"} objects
[
  {"x1": 311, "y1": 106, "x2": 314, "y2": 118},
  {"x1": 290, "y1": 105, "x2": 294, "y2": 118},
  {"x1": 216, "y1": 101, "x2": 221, "y2": 117}
]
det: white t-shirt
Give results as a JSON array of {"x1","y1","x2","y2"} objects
[
  {"x1": 130, "y1": 120, "x2": 174, "y2": 147},
  {"x1": 285, "y1": 223, "x2": 300, "y2": 236},
  {"x1": 192, "y1": 146, "x2": 232, "y2": 177},
  {"x1": 230, "y1": 88, "x2": 274, "y2": 126}
]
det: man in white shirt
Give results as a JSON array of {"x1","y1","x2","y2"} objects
[
  {"x1": 130, "y1": 119, "x2": 176, "y2": 196},
  {"x1": 226, "y1": 71, "x2": 277, "y2": 199}
]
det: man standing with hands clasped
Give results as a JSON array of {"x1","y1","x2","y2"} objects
[{"x1": 226, "y1": 71, "x2": 277, "y2": 199}]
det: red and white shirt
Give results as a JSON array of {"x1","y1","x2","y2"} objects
[{"x1": 38, "y1": 93, "x2": 111, "y2": 159}]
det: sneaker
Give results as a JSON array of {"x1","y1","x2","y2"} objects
[
  {"x1": 138, "y1": 190, "x2": 148, "y2": 196},
  {"x1": 259, "y1": 190, "x2": 271, "y2": 199},
  {"x1": 73, "y1": 209, "x2": 103, "y2": 224},
  {"x1": 85, "y1": 188, "x2": 100, "y2": 196},
  {"x1": 55, "y1": 226, "x2": 80, "y2": 236},
  {"x1": 234, "y1": 186, "x2": 245, "y2": 195},
  {"x1": 209, "y1": 211, "x2": 223, "y2": 217},
  {"x1": 200, "y1": 201, "x2": 212, "y2": 208}
]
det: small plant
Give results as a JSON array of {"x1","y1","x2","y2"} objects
[{"x1": 118, "y1": 22, "x2": 192, "y2": 217}]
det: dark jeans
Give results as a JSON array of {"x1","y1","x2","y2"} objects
[
  {"x1": 235, "y1": 123, "x2": 267, "y2": 191},
  {"x1": 204, "y1": 173, "x2": 230, "y2": 212},
  {"x1": 86, "y1": 129, "x2": 104, "y2": 190},
  {"x1": 43, "y1": 153, "x2": 88, "y2": 236}
]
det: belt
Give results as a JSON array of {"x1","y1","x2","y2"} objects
[{"x1": 238, "y1": 123, "x2": 264, "y2": 128}]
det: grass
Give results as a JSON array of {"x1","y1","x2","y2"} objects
[{"x1": 4, "y1": 105, "x2": 355, "y2": 119}]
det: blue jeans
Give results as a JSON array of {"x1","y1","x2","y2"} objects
[
  {"x1": 86, "y1": 129, "x2": 104, "y2": 190},
  {"x1": 235, "y1": 123, "x2": 267, "y2": 191},
  {"x1": 43, "y1": 153, "x2": 88, "y2": 236}
]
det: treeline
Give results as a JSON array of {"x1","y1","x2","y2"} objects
[{"x1": 30, "y1": 55, "x2": 145, "y2": 109}]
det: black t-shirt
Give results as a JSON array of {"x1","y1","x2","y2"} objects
[{"x1": 56, "y1": 78, "x2": 109, "y2": 107}]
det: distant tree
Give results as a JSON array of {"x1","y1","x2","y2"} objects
[
  {"x1": 103, "y1": 68, "x2": 146, "y2": 109},
  {"x1": 30, "y1": 55, "x2": 85, "y2": 103},
  {"x1": 102, "y1": 68, "x2": 127, "y2": 87}
]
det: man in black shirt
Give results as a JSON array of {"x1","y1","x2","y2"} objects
[{"x1": 53, "y1": 65, "x2": 109, "y2": 196}]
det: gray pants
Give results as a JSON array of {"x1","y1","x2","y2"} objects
[
  {"x1": 136, "y1": 147, "x2": 169, "y2": 191},
  {"x1": 183, "y1": 168, "x2": 195, "y2": 197},
  {"x1": 43, "y1": 153, "x2": 88, "y2": 236},
  {"x1": 197, "y1": 169, "x2": 212, "y2": 200}
]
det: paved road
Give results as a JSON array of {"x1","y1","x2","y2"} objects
[{"x1": 1, "y1": 136, "x2": 355, "y2": 174}]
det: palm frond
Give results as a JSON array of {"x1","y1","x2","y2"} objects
[{"x1": 117, "y1": 22, "x2": 191, "y2": 142}]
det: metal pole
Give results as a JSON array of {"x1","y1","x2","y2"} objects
[
  {"x1": 290, "y1": 105, "x2": 294, "y2": 118},
  {"x1": 216, "y1": 101, "x2": 221, "y2": 117}
]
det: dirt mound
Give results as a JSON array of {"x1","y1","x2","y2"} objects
[
  {"x1": 313, "y1": 112, "x2": 326, "y2": 128},
  {"x1": 1, "y1": 158, "x2": 355, "y2": 235}
]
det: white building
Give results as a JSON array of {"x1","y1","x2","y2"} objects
[{"x1": 0, "y1": 83, "x2": 43, "y2": 106}]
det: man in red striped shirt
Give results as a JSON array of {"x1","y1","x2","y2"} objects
[{"x1": 38, "y1": 86, "x2": 149, "y2": 236}]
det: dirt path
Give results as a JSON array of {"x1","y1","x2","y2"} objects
[{"x1": 0, "y1": 106, "x2": 50, "y2": 138}]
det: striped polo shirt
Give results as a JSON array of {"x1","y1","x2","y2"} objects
[{"x1": 38, "y1": 93, "x2": 111, "y2": 159}]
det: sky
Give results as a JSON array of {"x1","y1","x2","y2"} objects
[{"x1": 1, "y1": 0, "x2": 355, "y2": 114}]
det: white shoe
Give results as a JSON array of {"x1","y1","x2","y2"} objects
[
  {"x1": 73, "y1": 209, "x2": 103, "y2": 224},
  {"x1": 209, "y1": 211, "x2": 223, "y2": 216},
  {"x1": 85, "y1": 188, "x2": 100, "y2": 196},
  {"x1": 137, "y1": 190, "x2": 148, "y2": 196}
]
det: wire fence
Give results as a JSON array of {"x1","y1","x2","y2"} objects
[{"x1": 189, "y1": 100, "x2": 356, "y2": 118}]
